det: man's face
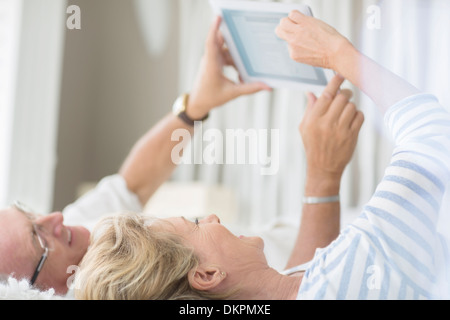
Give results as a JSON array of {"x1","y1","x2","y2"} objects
[{"x1": 0, "y1": 205, "x2": 90, "y2": 295}]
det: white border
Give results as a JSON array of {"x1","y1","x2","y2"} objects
[{"x1": 209, "y1": 0, "x2": 335, "y2": 92}]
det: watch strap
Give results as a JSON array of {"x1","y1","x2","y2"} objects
[
  {"x1": 177, "y1": 111, "x2": 209, "y2": 126},
  {"x1": 175, "y1": 94, "x2": 209, "y2": 126}
]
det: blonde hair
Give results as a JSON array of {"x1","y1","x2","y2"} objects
[{"x1": 74, "y1": 213, "x2": 231, "y2": 300}]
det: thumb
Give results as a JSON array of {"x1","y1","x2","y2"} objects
[{"x1": 234, "y1": 82, "x2": 272, "y2": 96}]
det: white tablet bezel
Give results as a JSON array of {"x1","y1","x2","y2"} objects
[{"x1": 209, "y1": 0, "x2": 335, "y2": 92}]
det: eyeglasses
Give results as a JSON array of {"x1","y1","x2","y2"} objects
[{"x1": 12, "y1": 201, "x2": 52, "y2": 286}]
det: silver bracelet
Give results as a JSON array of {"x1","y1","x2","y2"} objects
[{"x1": 302, "y1": 195, "x2": 340, "y2": 204}]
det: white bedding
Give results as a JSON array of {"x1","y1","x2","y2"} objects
[{"x1": 0, "y1": 277, "x2": 65, "y2": 300}]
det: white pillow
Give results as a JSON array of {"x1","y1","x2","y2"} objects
[{"x1": 0, "y1": 277, "x2": 67, "y2": 300}]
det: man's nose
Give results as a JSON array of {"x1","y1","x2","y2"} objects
[{"x1": 34, "y1": 212, "x2": 64, "y2": 233}]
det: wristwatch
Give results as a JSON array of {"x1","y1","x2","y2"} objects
[{"x1": 172, "y1": 93, "x2": 209, "y2": 126}]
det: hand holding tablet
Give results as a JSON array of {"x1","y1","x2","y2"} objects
[{"x1": 209, "y1": 0, "x2": 335, "y2": 92}]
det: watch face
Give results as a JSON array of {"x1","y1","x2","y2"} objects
[{"x1": 172, "y1": 95, "x2": 187, "y2": 115}]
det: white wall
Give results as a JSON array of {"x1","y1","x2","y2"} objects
[{"x1": 53, "y1": 0, "x2": 180, "y2": 210}]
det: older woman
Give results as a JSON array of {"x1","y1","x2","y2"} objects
[{"x1": 74, "y1": 12, "x2": 450, "y2": 300}]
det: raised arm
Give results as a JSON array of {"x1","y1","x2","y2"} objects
[
  {"x1": 277, "y1": 10, "x2": 450, "y2": 298},
  {"x1": 275, "y1": 10, "x2": 418, "y2": 269},
  {"x1": 120, "y1": 17, "x2": 270, "y2": 206},
  {"x1": 285, "y1": 75, "x2": 364, "y2": 269},
  {"x1": 276, "y1": 10, "x2": 420, "y2": 113}
]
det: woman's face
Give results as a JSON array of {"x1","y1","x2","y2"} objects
[{"x1": 158, "y1": 214, "x2": 268, "y2": 277}]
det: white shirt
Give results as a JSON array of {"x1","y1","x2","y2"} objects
[
  {"x1": 63, "y1": 175, "x2": 143, "y2": 232},
  {"x1": 297, "y1": 94, "x2": 450, "y2": 300}
]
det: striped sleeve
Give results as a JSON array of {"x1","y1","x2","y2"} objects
[
  {"x1": 298, "y1": 94, "x2": 450, "y2": 300},
  {"x1": 381, "y1": 94, "x2": 450, "y2": 231},
  {"x1": 385, "y1": 94, "x2": 450, "y2": 146}
]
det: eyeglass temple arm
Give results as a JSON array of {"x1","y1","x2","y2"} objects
[{"x1": 30, "y1": 247, "x2": 49, "y2": 285}]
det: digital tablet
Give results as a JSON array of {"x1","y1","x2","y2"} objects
[{"x1": 209, "y1": 0, "x2": 335, "y2": 91}]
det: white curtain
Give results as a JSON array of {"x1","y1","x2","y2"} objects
[
  {"x1": 134, "y1": 0, "x2": 175, "y2": 56},
  {"x1": 0, "y1": 0, "x2": 22, "y2": 207},
  {"x1": 1, "y1": 0, "x2": 67, "y2": 213},
  {"x1": 173, "y1": 0, "x2": 450, "y2": 230},
  {"x1": 360, "y1": 0, "x2": 450, "y2": 108}
]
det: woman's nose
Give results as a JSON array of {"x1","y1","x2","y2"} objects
[{"x1": 200, "y1": 214, "x2": 221, "y2": 224}]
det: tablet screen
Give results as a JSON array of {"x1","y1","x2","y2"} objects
[{"x1": 222, "y1": 9, "x2": 328, "y2": 86}]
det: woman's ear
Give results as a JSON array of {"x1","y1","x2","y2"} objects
[{"x1": 188, "y1": 266, "x2": 226, "y2": 291}]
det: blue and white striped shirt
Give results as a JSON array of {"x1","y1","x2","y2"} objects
[{"x1": 297, "y1": 94, "x2": 450, "y2": 300}]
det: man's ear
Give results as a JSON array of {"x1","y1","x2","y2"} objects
[{"x1": 188, "y1": 266, "x2": 226, "y2": 291}]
